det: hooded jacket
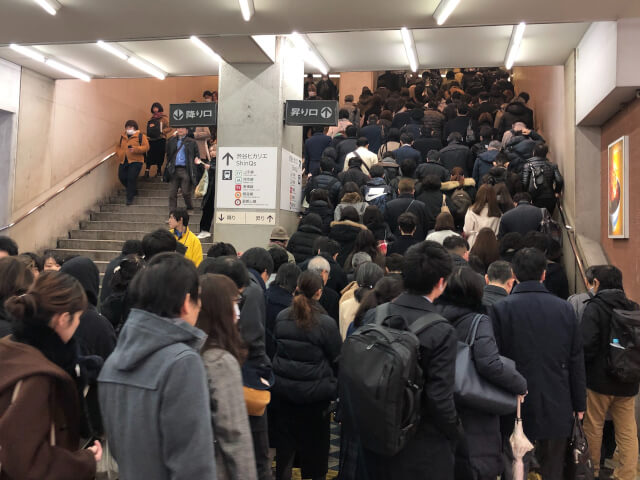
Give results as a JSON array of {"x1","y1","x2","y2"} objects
[
  {"x1": 582, "y1": 289, "x2": 640, "y2": 397},
  {"x1": 60, "y1": 257, "x2": 116, "y2": 360},
  {"x1": 304, "y1": 200, "x2": 334, "y2": 235},
  {"x1": 98, "y1": 309, "x2": 217, "y2": 480},
  {"x1": 115, "y1": 130, "x2": 150, "y2": 164},
  {"x1": 0, "y1": 337, "x2": 96, "y2": 479},
  {"x1": 287, "y1": 223, "x2": 324, "y2": 264},
  {"x1": 472, "y1": 149, "x2": 499, "y2": 185}
]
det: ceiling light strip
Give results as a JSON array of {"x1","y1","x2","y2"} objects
[
  {"x1": 10, "y1": 43, "x2": 91, "y2": 81},
  {"x1": 505, "y1": 22, "x2": 526, "y2": 70},
  {"x1": 97, "y1": 41, "x2": 167, "y2": 80},
  {"x1": 238, "y1": 0, "x2": 255, "y2": 22},
  {"x1": 290, "y1": 32, "x2": 329, "y2": 75},
  {"x1": 433, "y1": 0, "x2": 461, "y2": 26},
  {"x1": 96, "y1": 40, "x2": 128, "y2": 60},
  {"x1": 190, "y1": 36, "x2": 221, "y2": 63},
  {"x1": 34, "y1": 0, "x2": 60, "y2": 16},
  {"x1": 401, "y1": 27, "x2": 418, "y2": 73}
]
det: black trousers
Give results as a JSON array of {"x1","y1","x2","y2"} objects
[
  {"x1": 118, "y1": 161, "x2": 142, "y2": 203},
  {"x1": 534, "y1": 437, "x2": 568, "y2": 480},
  {"x1": 200, "y1": 193, "x2": 215, "y2": 232},
  {"x1": 169, "y1": 167, "x2": 193, "y2": 210},
  {"x1": 250, "y1": 413, "x2": 273, "y2": 480},
  {"x1": 146, "y1": 139, "x2": 166, "y2": 169}
]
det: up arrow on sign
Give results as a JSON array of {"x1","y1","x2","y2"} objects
[{"x1": 222, "y1": 152, "x2": 234, "y2": 166}]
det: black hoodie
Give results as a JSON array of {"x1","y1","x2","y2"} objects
[{"x1": 61, "y1": 256, "x2": 117, "y2": 360}]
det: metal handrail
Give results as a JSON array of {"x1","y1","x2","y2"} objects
[
  {"x1": 0, "y1": 151, "x2": 117, "y2": 233},
  {"x1": 556, "y1": 203, "x2": 589, "y2": 290}
]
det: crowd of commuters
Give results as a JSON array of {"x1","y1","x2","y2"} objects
[{"x1": 0, "y1": 68, "x2": 636, "y2": 480}]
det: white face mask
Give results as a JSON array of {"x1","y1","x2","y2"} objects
[
  {"x1": 126, "y1": 129, "x2": 135, "y2": 136},
  {"x1": 234, "y1": 303, "x2": 241, "y2": 324}
]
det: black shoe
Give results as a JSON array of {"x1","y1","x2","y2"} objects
[
  {"x1": 126, "y1": 200, "x2": 133, "y2": 206},
  {"x1": 156, "y1": 169, "x2": 162, "y2": 177},
  {"x1": 144, "y1": 170, "x2": 149, "y2": 178}
]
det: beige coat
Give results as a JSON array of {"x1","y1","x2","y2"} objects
[
  {"x1": 463, "y1": 206, "x2": 501, "y2": 248},
  {"x1": 339, "y1": 281, "x2": 359, "y2": 340}
]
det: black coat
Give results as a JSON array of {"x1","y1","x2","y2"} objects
[
  {"x1": 166, "y1": 135, "x2": 199, "y2": 185},
  {"x1": 304, "y1": 172, "x2": 342, "y2": 207},
  {"x1": 100, "y1": 254, "x2": 124, "y2": 306},
  {"x1": 359, "y1": 294, "x2": 459, "y2": 479},
  {"x1": 581, "y1": 289, "x2": 640, "y2": 397},
  {"x1": 439, "y1": 142, "x2": 474, "y2": 177},
  {"x1": 265, "y1": 284, "x2": 293, "y2": 360},
  {"x1": 490, "y1": 281, "x2": 586, "y2": 440},
  {"x1": 413, "y1": 136, "x2": 443, "y2": 162},
  {"x1": 319, "y1": 286, "x2": 340, "y2": 325},
  {"x1": 328, "y1": 220, "x2": 368, "y2": 268},
  {"x1": 386, "y1": 235, "x2": 419, "y2": 256},
  {"x1": 415, "y1": 161, "x2": 449, "y2": 183},
  {"x1": 384, "y1": 194, "x2": 430, "y2": 240},
  {"x1": 0, "y1": 306, "x2": 13, "y2": 339},
  {"x1": 272, "y1": 305, "x2": 341, "y2": 404},
  {"x1": 240, "y1": 272, "x2": 272, "y2": 374},
  {"x1": 393, "y1": 145, "x2": 421, "y2": 165},
  {"x1": 287, "y1": 224, "x2": 324, "y2": 264},
  {"x1": 416, "y1": 189, "x2": 453, "y2": 233},
  {"x1": 482, "y1": 285, "x2": 508, "y2": 307},
  {"x1": 499, "y1": 102, "x2": 534, "y2": 134},
  {"x1": 521, "y1": 157, "x2": 564, "y2": 201},
  {"x1": 338, "y1": 167, "x2": 369, "y2": 188},
  {"x1": 304, "y1": 200, "x2": 334, "y2": 235},
  {"x1": 360, "y1": 124, "x2": 383, "y2": 154},
  {"x1": 437, "y1": 302, "x2": 527, "y2": 479},
  {"x1": 498, "y1": 201, "x2": 542, "y2": 237},
  {"x1": 544, "y1": 262, "x2": 570, "y2": 300},
  {"x1": 336, "y1": 137, "x2": 358, "y2": 172}
]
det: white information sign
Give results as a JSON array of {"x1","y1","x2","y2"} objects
[
  {"x1": 215, "y1": 211, "x2": 246, "y2": 224},
  {"x1": 280, "y1": 148, "x2": 303, "y2": 212},
  {"x1": 245, "y1": 211, "x2": 277, "y2": 225},
  {"x1": 217, "y1": 147, "x2": 278, "y2": 209}
]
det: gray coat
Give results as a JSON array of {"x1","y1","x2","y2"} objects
[
  {"x1": 98, "y1": 309, "x2": 216, "y2": 480},
  {"x1": 202, "y1": 348, "x2": 257, "y2": 480}
]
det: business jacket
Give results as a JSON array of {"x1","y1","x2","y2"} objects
[{"x1": 498, "y1": 201, "x2": 543, "y2": 237}]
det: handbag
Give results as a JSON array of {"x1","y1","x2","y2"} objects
[
  {"x1": 194, "y1": 169, "x2": 209, "y2": 198},
  {"x1": 441, "y1": 194, "x2": 451, "y2": 214},
  {"x1": 454, "y1": 314, "x2": 518, "y2": 415},
  {"x1": 565, "y1": 415, "x2": 594, "y2": 480},
  {"x1": 243, "y1": 387, "x2": 271, "y2": 416}
]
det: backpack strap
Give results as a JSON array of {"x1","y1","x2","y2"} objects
[
  {"x1": 404, "y1": 199, "x2": 415, "y2": 213},
  {"x1": 408, "y1": 312, "x2": 446, "y2": 337},
  {"x1": 138, "y1": 133, "x2": 143, "y2": 146},
  {"x1": 374, "y1": 303, "x2": 393, "y2": 325}
]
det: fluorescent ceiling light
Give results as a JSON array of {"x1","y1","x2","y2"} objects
[
  {"x1": 127, "y1": 56, "x2": 166, "y2": 80},
  {"x1": 505, "y1": 22, "x2": 526, "y2": 70},
  {"x1": 238, "y1": 0, "x2": 254, "y2": 21},
  {"x1": 97, "y1": 40, "x2": 128, "y2": 60},
  {"x1": 190, "y1": 36, "x2": 221, "y2": 63},
  {"x1": 401, "y1": 27, "x2": 418, "y2": 73},
  {"x1": 433, "y1": 0, "x2": 461, "y2": 26},
  {"x1": 10, "y1": 43, "x2": 91, "y2": 81},
  {"x1": 312, "y1": 74, "x2": 340, "y2": 78},
  {"x1": 34, "y1": 0, "x2": 60, "y2": 16},
  {"x1": 290, "y1": 32, "x2": 329, "y2": 75},
  {"x1": 10, "y1": 43, "x2": 46, "y2": 62}
]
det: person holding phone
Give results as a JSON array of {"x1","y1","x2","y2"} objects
[
  {"x1": 116, "y1": 120, "x2": 150, "y2": 206},
  {"x1": 0, "y1": 271, "x2": 102, "y2": 479}
]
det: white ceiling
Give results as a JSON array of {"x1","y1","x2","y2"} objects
[{"x1": 0, "y1": 0, "x2": 630, "y2": 80}]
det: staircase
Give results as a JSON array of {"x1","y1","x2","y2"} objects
[{"x1": 52, "y1": 177, "x2": 213, "y2": 275}]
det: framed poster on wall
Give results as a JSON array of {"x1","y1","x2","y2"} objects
[{"x1": 608, "y1": 135, "x2": 629, "y2": 239}]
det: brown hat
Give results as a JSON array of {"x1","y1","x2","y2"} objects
[{"x1": 270, "y1": 226, "x2": 289, "y2": 241}]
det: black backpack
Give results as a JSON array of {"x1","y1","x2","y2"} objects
[
  {"x1": 146, "y1": 118, "x2": 163, "y2": 140},
  {"x1": 465, "y1": 120, "x2": 476, "y2": 144},
  {"x1": 339, "y1": 303, "x2": 446, "y2": 456},
  {"x1": 528, "y1": 163, "x2": 546, "y2": 194},
  {"x1": 606, "y1": 306, "x2": 640, "y2": 383}
]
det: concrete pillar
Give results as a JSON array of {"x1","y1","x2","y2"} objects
[
  {"x1": 0, "y1": 60, "x2": 21, "y2": 230},
  {"x1": 213, "y1": 37, "x2": 303, "y2": 252}
]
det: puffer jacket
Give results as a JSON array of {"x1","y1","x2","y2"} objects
[
  {"x1": 439, "y1": 142, "x2": 474, "y2": 177},
  {"x1": 338, "y1": 166, "x2": 369, "y2": 189},
  {"x1": 423, "y1": 109, "x2": 446, "y2": 139},
  {"x1": 472, "y1": 149, "x2": 499, "y2": 186},
  {"x1": 304, "y1": 172, "x2": 342, "y2": 207},
  {"x1": 272, "y1": 305, "x2": 342, "y2": 404},
  {"x1": 521, "y1": 157, "x2": 564, "y2": 200},
  {"x1": 304, "y1": 200, "x2": 334, "y2": 234},
  {"x1": 498, "y1": 101, "x2": 534, "y2": 133},
  {"x1": 287, "y1": 224, "x2": 324, "y2": 264}
]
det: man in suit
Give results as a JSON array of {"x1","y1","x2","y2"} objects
[
  {"x1": 498, "y1": 192, "x2": 543, "y2": 238},
  {"x1": 490, "y1": 247, "x2": 586, "y2": 479},
  {"x1": 166, "y1": 127, "x2": 200, "y2": 211}
]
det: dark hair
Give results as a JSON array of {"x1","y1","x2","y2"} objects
[
  {"x1": 356, "y1": 136, "x2": 369, "y2": 147},
  {"x1": 122, "y1": 239, "x2": 144, "y2": 256},
  {"x1": 522, "y1": 231, "x2": 550, "y2": 256},
  {"x1": 203, "y1": 90, "x2": 213, "y2": 98},
  {"x1": 309, "y1": 188, "x2": 330, "y2": 204},
  {"x1": 533, "y1": 144, "x2": 549, "y2": 158},
  {"x1": 403, "y1": 241, "x2": 453, "y2": 295},
  {"x1": 469, "y1": 228, "x2": 500, "y2": 271},
  {"x1": 512, "y1": 247, "x2": 547, "y2": 282},
  {"x1": 499, "y1": 232, "x2": 523, "y2": 261},
  {"x1": 0, "y1": 236, "x2": 18, "y2": 256},
  {"x1": 443, "y1": 235, "x2": 469, "y2": 252},
  {"x1": 268, "y1": 246, "x2": 289, "y2": 275},
  {"x1": 398, "y1": 177, "x2": 415, "y2": 194},
  {"x1": 440, "y1": 266, "x2": 484, "y2": 309},
  {"x1": 197, "y1": 274, "x2": 246, "y2": 363},
  {"x1": 352, "y1": 229, "x2": 379, "y2": 260},
  {"x1": 339, "y1": 206, "x2": 360, "y2": 223},
  {"x1": 369, "y1": 164, "x2": 385, "y2": 178},
  {"x1": 494, "y1": 151, "x2": 509, "y2": 166},
  {"x1": 421, "y1": 174, "x2": 442, "y2": 191},
  {"x1": 447, "y1": 132, "x2": 463, "y2": 144},
  {"x1": 320, "y1": 156, "x2": 335, "y2": 173},
  {"x1": 339, "y1": 108, "x2": 350, "y2": 119},
  {"x1": 353, "y1": 276, "x2": 404, "y2": 328},
  {"x1": 398, "y1": 212, "x2": 417, "y2": 234},
  {"x1": 363, "y1": 205, "x2": 384, "y2": 229},
  {"x1": 0, "y1": 257, "x2": 34, "y2": 303},
  {"x1": 519, "y1": 92, "x2": 530, "y2": 103},
  {"x1": 494, "y1": 183, "x2": 514, "y2": 213},
  {"x1": 345, "y1": 125, "x2": 358, "y2": 137},
  {"x1": 300, "y1": 212, "x2": 323, "y2": 230},
  {"x1": 434, "y1": 212, "x2": 455, "y2": 231},
  {"x1": 399, "y1": 158, "x2": 417, "y2": 179},
  {"x1": 385, "y1": 253, "x2": 404, "y2": 272},
  {"x1": 110, "y1": 254, "x2": 145, "y2": 291},
  {"x1": 487, "y1": 260, "x2": 513, "y2": 284},
  {"x1": 292, "y1": 271, "x2": 324, "y2": 330},
  {"x1": 170, "y1": 208, "x2": 190, "y2": 227},
  {"x1": 313, "y1": 237, "x2": 340, "y2": 257},
  {"x1": 241, "y1": 247, "x2": 274, "y2": 276},
  {"x1": 150, "y1": 102, "x2": 164, "y2": 113},
  {"x1": 595, "y1": 265, "x2": 624, "y2": 291},
  {"x1": 585, "y1": 265, "x2": 601, "y2": 284},
  {"x1": 387, "y1": 128, "x2": 401, "y2": 143},
  {"x1": 275, "y1": 263, "x2": 301, "y2": 293},
  {"x1": 42, "y1": 250, "x2": 64, "y2": 268},
  {"x1": 207, "y1": 242, "x2": 237, "y2": 258},
  {"x1": 17, "y1": 253, "x2": 42, "y2": 273},
  {"x1": 450, "y1": 166, "x2": 466, "y2": 187},
  {"x1": 130, "y1": 252, "x2": 199, "y2": 318},
  {"x1": 142, "y1": 229, "x2": 177, "y2": 259},
  {"x1": 124, "y1": 120, "x2": 139, "y2": 130},
  {"x1": 354, "y1": 262, "x2": 385, "y2": 302},
  {"x1": 457, "y1": 104, "x2": 469, "y2": 115},
  {"x1": 400, "y1": 133, "x2": 413, "y2": 145},
  {"x1": 200, "y1": 255, "x2": 250, "y2": 289},
  {"x1": 6, "y1": 271, "x2": 87, "y2": 337},
  {"x1": 368, "y1": 114, "x2": 378, "y2": 124},
  {"x1": 513, "y1": 192, "x2": 532, "y2": 204},
  {"x1": 471, "y1": 184, "x2": 502, "y2": 217}
]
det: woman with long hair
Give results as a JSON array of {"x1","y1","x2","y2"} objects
[
  {"x1": 0, "y1": 271, "x2": 101, "y2": 478},
  {"x1": 339, "y1": 262, "x2": 385, "y2": 339},
  {"x1": 463, "y1": 184, "x2": 502, "y2": 248},
  {"x1": 469, "y1": 228, "x2": 500, "y2": 274},
  {"x1": 0, "y1": 256, "x2": 34, "y2": 338},
  {"x1": 197, "y1": 274, "x2": 257, "y2": 480},
  {"x1": 271, "y1": 271, "x2": 342, "y2": 480},
  {"x1": 352, "y1": 275, "x2": 403, "y2": 332},
  {"x1": 343, "y1": 229, "x2": 385, "y2": 273},
  {"x1": 494, "y1": 182, "x2": 514, "y2": 214}
]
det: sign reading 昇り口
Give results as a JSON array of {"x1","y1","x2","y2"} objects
[
  {"x1": 216, "y1": 147, "x2": 278, "y2": 209},
  {"x1": 285, "y1": 100, "x2": 339, "y2": 126},
  {"x1": 169, "y1": 102, "x2": 217, "y2": 127}
]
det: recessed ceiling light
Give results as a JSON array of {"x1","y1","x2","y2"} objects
[
  {"x1": 190, "y1": 36, "x2": 221, "y2": 63},
  {"x1": 433, "y1": 0, "x2": 461, "y2": 26},
  {"x1": 401, "y1": 27, "x2": 418, "y2": 73},
  {"x1": 238, "y1": 0, "x2": 254, "y2": 22},
  {"x1": 290, "y1": 32, "x2": 329, "y2": 75},
  {"x1": 505, "y1": 22, "x2": 526, "y2": 70},
  {"x1": 34, "y1": 0, "x2": 61, "y2": 16}
]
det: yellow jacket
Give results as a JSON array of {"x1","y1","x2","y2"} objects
[
  {"x1": 116, "y1": 130, "x2": 150, "y2": 164},
  {"x1": 171, "y1": 227, "x2": 203, "y2": 267}
]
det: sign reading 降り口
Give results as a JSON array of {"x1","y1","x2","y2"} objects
[
  {"x1": 216, "y1": 147, "x2": 278, "y2": 209},
  {"x1": 285, "y1": 100, "x2": 339, "y2": 126},
  {"x1": 169, "y1": 102, "x2": 217, "y2": 127}
]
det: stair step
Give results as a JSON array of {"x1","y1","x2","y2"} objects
[
  {"x1": 52, "y1": 248, "x2": 121, "y2": 262},
  {"x1": 119, "y1": 182, "x2": 168, "y2": 191},
  {"x1": 80, "y1": 220, "x2": 205, "y2": 234},
  {"x1": 100, "y1": 204, "x2": 202, "y2": 214},
  {"x1": 110, "y1": 196, "x2": 199, "y2": 207},
  {"x1": 69, "y1": 230, "x2": 147, "y2": 241},
  {"x1": 117, "y1": 188, "x2": 172, "y2": 197},
  {"x1": 58, "y1": 238, "x2": 126, "y2": 251},
  {"x1": 90, "y1": 212, "x2": 202, "y2": 223}
]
